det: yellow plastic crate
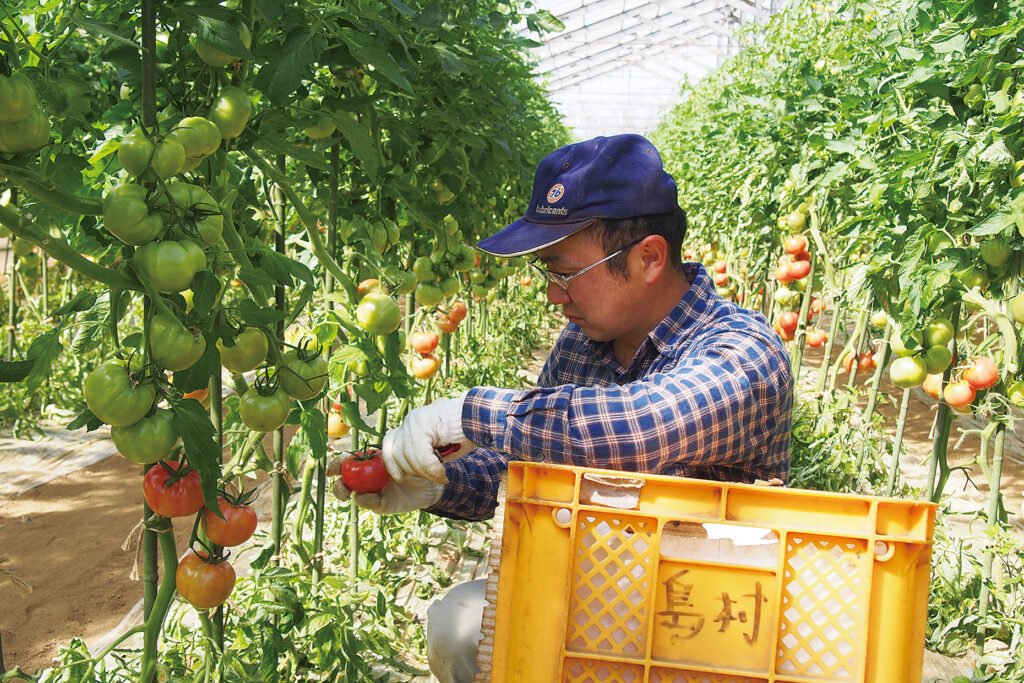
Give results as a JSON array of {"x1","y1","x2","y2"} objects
[{"x1": 475, "y1": 462, "x2": 936, "y2": 683}]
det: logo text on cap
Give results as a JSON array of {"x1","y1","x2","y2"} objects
[{"x1": 546, "y1": 183, "x2": 565, "y2": 203}]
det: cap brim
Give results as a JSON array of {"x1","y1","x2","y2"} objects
[{"x1": 476, "y1": 216, "x2": 597, "y2": 258}]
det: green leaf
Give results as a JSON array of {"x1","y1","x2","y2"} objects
[
  {"x1": 51, "y1": 289, "x2": 97, "y2": 318},
  {"x1": 22, "y1": 330, "x2": 64, "y2": 394},
  {"x1": 170, "y1": 397, "x2": 223, "y2": 513},
  {"x1": 236, "y1": 299, "x2": 287, "y2": 327},
  {"x1": 337, "y1": 400, "x2": 378, "y2": 438},
  {"x1": 238, "y1": 265, "x2": 279, "y2": 288},
  {"x1": 330, "y1": 111, "x2": 382, "y2": 181},
  {"x1": 0, "y1": 359, "x2": 34, "y2": 383},
  {"x1": 190, "y1": 271, "x2": 221, "y2": 319},
  {"x1": 253, "y1": 26, "x2": 320, "y2": 104},
  {"x1": 71, "y1": 9, "x2": 137, "y2": 47},
  {"x1": 339, "y1": 29, "x2": 413, "y2": 93},
  {"x1": 299, "y1": 404, "x2": 327, "y2": 460},
  {"x1": 66, "y1": 407, "x2": 103, "y2": 432},
  {"x1": 172, "y1": 333, "x2": 219, "y2": 393}
]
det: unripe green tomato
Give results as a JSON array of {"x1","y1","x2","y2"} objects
[
  {"x1": 103, "y1": 183, "x2": 165, "y2": 245},
  {"x1": 208, "y1": 86, "x2": 251, "y2": 139},
  {"x1": 469, "y1": 270, "x2": 487, "y2": 285},
  {"x1": 110, "y1": 409, "x2": 178, "y2": 464},
  {"x1": 118, "y1": 128, "x2": 186, "y2": 181},
  {"x1": 786, "y1": 211, "x2": 806, "y2": 232},
  {"x1": 348, "y1": 360, "x2": 369, "y2": 377},
  {"x1": 356, "y1": 292, "x2": 401, "y2": 334},
  {"x1": 391, "y1": 270, "x2": 417, "y2": 295},
  {"x1": 927, "y1": 232, "x2": 952, "y2": 254},
  {"x1": 1011, "y1": 292, "x2": 1024, "y2": 324},
  {"x1": 194, "y1": 22, "x2": 251, "y2": 67},
  {"x1": 172, "y1": 116, "x2": 221, "y2": 159},
  {"x1": 0, "y1": 72, "x2": 37, "y2": 122},
  {"x1": 440, "y1": 276, "x2": 461, "y2": 297},
  {"x1": 923, "y1": 345, "x2": 953, "y2": 374},
  {"x1": 278, "y1": 350, "x2": 328, "y2": 401},
  {"x1": 134, "y1": 240, "x2": 207, "y2": 293},
  {"x1": 12, "y1": 239, "x2": 34, "y2": 257},
  {"x1": 1007, "y1": 380, "x2": 1024, "y2": 407},
  {"x1": 216, "y1": 327, "x2": 268, "y2": 374},
  {"x1": 84, "y1": 361, "x2": 156, "y2": 427},
  {"x1": 790, "y1": 276, "x2": 807, "y2": 293},
  {"x1": 150, "y1": 312, "x2": 206, "y2": 371},
  {"x1": 413, "y1": 256, "x2": 435, "y2": 282},
  {"x1": 415, "y1": 283, "x2": 444, "y2": 307},
  {"x1": 238, "y1": 387, "x2": 291, "y2": 432},
  {"x1": 890, "y1": 329, "x2": 923, "y2": 357},
  {"x1": 979, "y1": 239, "x2": 1013, "y2": 267},
  {"x1": 774, "y1": 286, "x2": 794, "y2": 306},
  {"x1": 0, "y1": 107, "x2": 50, "y2": 154},
  {"x1": 471, "y1": 284, "x2": 488, "y2": 299},
  {"x1": 870, "y1": 311, "x2": 889, "y2": 328},
  {"x1": 922, "y1": 317, "x2": 955, "y2": 348},
  {"x1": 960, "y1": 267, "x2": 990, "y2": 290},
  {"x1": 890, "y1": 356, "x2": 929, "y2": 388}
]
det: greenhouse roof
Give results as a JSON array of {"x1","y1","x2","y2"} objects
[{"x1": 518, "y1": 0, "x2": 777, "y2": 141}]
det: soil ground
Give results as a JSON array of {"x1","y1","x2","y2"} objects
[{"x1": 1, "y1": 318, "x2": 1022, "y2": 678}]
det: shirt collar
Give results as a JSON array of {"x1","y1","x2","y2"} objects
[{"x1": 582, "y1": 262, "x2": 716, "y2": 369}]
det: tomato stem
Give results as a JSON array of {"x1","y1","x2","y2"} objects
[{"x1": 139, "y1": 516, "x2": 177, "y2": 683}]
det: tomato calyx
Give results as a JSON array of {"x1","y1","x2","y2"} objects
[
  {"x1": 252, "y1": 368, "x2": 283, "y2": 396},
  {"x1": 188, "y1": 540, "x2": 232, "y2": 566},
  {"x1": 348, "y1": 446, "x2": 383, "y2": 462},
  {"x1": 155, "y1": 456, "x2": 195, "y2": 486}
]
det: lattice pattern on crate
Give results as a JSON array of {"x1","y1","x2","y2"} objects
[
  {"x1": 649, "y1": 669, "x2": 767, "y2": 683},
  {"x1": 564, "y1": 657, "x2": 645, "y2": 682},
  {"x1": 776, "y1": 534, "x2": 865, "y2": 679},
  {"x1": 567, "y1": 514, "x2": 656, "y2": 656}
]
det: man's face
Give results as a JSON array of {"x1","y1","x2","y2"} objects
[{"x1": 534, "y1": 230, "x2": 640, "y2": 343}]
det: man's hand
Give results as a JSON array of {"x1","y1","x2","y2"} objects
[
  {"x1": 382, "y1": 392, "x2": 472, "y2": 484},
  {"x1": 327, "y1": 456, "x2": 444, "y2": 514}
]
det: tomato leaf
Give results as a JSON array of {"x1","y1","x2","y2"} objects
[
  {"x1": 0, "y1": 359, "x2": 34, "y2": 383},
  {"x1": 22, "y1": 329, "x2": 64, "y2": 394},
  {"x1": 51, "y1": 288, "x2": 97, "y2": 318},
  {"x1": 336, "y1": 399, "x2": 379, "y2": 438},
  {"x1": 338, "y1": 29, "x2": 413, "y2": 93},
  {"x1": 236, "y1": 299, "x2": 287, "y2": 327},
  {"x1": 170, "y1": 397, "x2": 223, "y2": 513},
  {"x1": 66, "y1": 407, "x2": 104, "y2": 432},
  {"x1": 300, "y1": 403, "x2": 327, "y2": 460},
  {"x1": 190, "y1": 271, "x2": 221, "y2": 319},
  {"x1": 252, "y1": 24, "x2": 321, "y2": 105},
  {"x1": 172, "y1": 334, "x2": 219, "y2": 393}
]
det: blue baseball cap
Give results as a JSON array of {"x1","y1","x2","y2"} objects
[{"x1": 477, "y1": 134, "x2": 679, "y2": 258}]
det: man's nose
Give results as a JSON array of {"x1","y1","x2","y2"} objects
[{"x1": 547, "y1": 281, "x2": 571, "y2": 305}]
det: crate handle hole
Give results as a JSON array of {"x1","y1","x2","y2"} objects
[
  {"x1": 580, "y1": 473, "x2": 644, "y2": 509},
  {"x1": 874, "y1": 540, "x2": 894, "y2": 561},
  {"x1": 661, "y1": 521, "x2": 778, "y2": 569},
  {"x1": 553, "y1": 507, "x2": 573, "y2": 526}
]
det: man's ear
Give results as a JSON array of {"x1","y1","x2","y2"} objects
[{"x1": 636, "y1": 235, "x2": 669, "y2": 283}]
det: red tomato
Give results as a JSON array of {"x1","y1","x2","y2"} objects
[
  {"x1": 964, "y1": 357, "x2": 998, "y2": 390},
  {"x1": 806, "y1": 328, "x2": 827, "y2": 347},
  {"x1": 519, "y1": 275, "x2": 532, "y2": 286},
  {"x1": 340, "y1": 449, "x2": 391, "y2": 493},
  {"x1": 712, "y1": 260, "x2": 727, "y2": 274},
  {"x1": 713, "y1": 271, "x2": 729, "y2": 286},
  {"x1": 357, "y1": 278, "x2": 382, "y2": 297},
  {"x1": 792, "y1": 249, "x2": 811, "y2": 262},
  {"x1": 775, "y1": 265, "x2": 793, "y2": 285},
  {"x1": 409, "y1": 331, "x2": 440, "y2": 354},
  {"x1": 923, "y1": 373, "x2": 942, "y2": 400},
  {"x1": 176, "y1": 552, "x2": 236, "y2": 609},
  {"x1": 436, "y1": 314, "x2": 459, "y2": 334},
  {"x1": 843, "y1": 353, "x2": 856, "y2": 374},
  {"x1": 683, "y1": 248, "x2": 695, "y2": 259},
  {"x1": 857, "y1": 352, "x2": 873, "y2": 374},
  {"x1": 774, "y1": 321, "x2": 795, "y2": 342},
  {"x1": 788, "y1": 260, "x2": 811, "y2": 280},
  {"x1": 202, "y1": 497, "x2": 258, "y2": 547},
  {"x1": 778, "y1": 311, "x2": 799, "y2": 333},
  {"x1": 143, "y1": 462, "x2": 204, "y2": 518},
  {"x1": 784, "y1": 235, "x2": 807, "y2": 255},
  {"x1": 448, "y1": 300, "x2": 468, "y2": 323},
  {"x1": 943, "y1": 380, "x2": 977, "y2": 409},
  {"x1": 411, "y1": 353, "x2": 440, "y2": 379},
  {"x1": 327, "y1": 411, "x2": 350, "y2": 438}
]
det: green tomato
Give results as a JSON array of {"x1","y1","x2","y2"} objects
[
  {"x1": 452, "y1": 244, "x2": 477, "y2": 272},
  {"x1": 11, "y1": 239, "x2": 34, "y2": 257},
  {"x1": 278, "y1": 349, "x2": 328, "y2": 400},
  {"x1": 440, "y1": 276, "x2": 461, "y2": 297},
  {"x1": 1007, "y1": 380, "x2": 1024, "y2": 407},
  {"x1": 238, "y1": 387, "x2": 291, "y2": 432},
  {"x1": 927, "y1": 232, "x2": 953, "y2": 254},
  {"x1": 164, "y1": 180, "x2": 223, "y2": 247},
  {"x1": 0, "y1": 72, "x2": 37, "y2": 123},
  {"x1": 922, "y1": 317, "x2": 955, "y2": 348},
  {"x1": 134, "y1": 240, "x2": 207, "y2": 293},
  {"x1": 870, "y1": 311, "x2": 889, "y2": 328},
  {"x1": 347, "y1": 360, "x2": 369, "y2": 377},
  {"x1": 890, "y1": 328, "x2": 923, "y2": 357},
  {"x1": 118, "y1": 129, "x2": 185, "y2": 181},
  {"x1": 356, "y1": 292, "x2": 402, "y2": 335},
  {"x1": 960, "y1": 267, "x2": 990, "y2": 290},
  {"x1": 304, "y1": 116, "x2": 336, "y2": 139},
  {"x1": 786, "y1": 211, "x2": 806, "y2": 232},
  {"x1": 194, "y1": 21, "x2": 251, "y2": 67},
  {"x1": 415, "y1": 282, "x2": 444, "y2": 307},
  {"x1": 150, "y1": 312, "x2": 206, "y2": 371},
  {"x1": 413, "y1": 256, "x2": 436, "y2": 282},
  {"x1": 110, "y1": 408, "x2": 178, "y2": 464},
  {"x1": 390, "y1": 269, "x2": 417, "y2": 295},
  {"x1": 103, "y1": 183, "x2": 165, "y2": 245},
  {"x1": 171, "y1": 116, "x2": 221, "y2": 160},
  {"x1": 84, "y1": 361, "x2": 156, "y2": 426},
  {"x1": 890, "y1": 356, "x2": 928, "y2": 388},
  {"x1": 216, "y1": 327, "x2": 268, "y2": 374},
  {"x1": 1011, "y1": 292, "x2": 1024, "y2": 324},
  {"x1": 208, "y1": 86, "x2": 251, "y2": 139},
  {"x1": 0, "y1": 107, "x2": 50, "y2": 154},
  {"x1": 923, "y1": 345, "x2": 953, "y2": 374},
  {"x1": 979, "y1": 239, "x2": 1013, "y2": 267}
]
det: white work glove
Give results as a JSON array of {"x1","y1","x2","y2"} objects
[
  {"x1": 327, "y1": 456, "x2": 444, "y2": 515},
  {"x1": 382, "y1": 391, "x2": 472, "y2": 484}
]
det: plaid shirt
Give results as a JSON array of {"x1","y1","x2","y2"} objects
[{"x1": 425, "y1": 263, "x2": 793, "y2": 521}]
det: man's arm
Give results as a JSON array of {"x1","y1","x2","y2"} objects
[
  {"x1": 461, "y1": 327, "x2": 793, "y2": 482},
  {"x1": 423, "y1": 448, "x2": 514, "y2": 521}
]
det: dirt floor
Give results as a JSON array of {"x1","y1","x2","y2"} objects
[{"x1": 2, "y1": 326, "x2": 1023, "y2": 675}]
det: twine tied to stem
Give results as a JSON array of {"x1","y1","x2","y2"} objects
[{"x1": 121, "y1": 517, "x2": 173, "y2": 581}]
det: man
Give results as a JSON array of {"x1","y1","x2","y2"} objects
[{"x1": 329, "y1": 134, "x2": 793, "y2": 682}]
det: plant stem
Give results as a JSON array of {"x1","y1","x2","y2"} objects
[
  {"x1": 855, "y1": 319, "x2": 891, "y2": 481},
  {"x1": 790, "y1": 256, "x2": 816, "y2": 382},
  {"x1": 139, "y1": 517, "x2": 178, "y2": 683},
  {"x1": 927, "y1": 302, "x2": 961, "y2": 501},
  {"x1": 885, "y1": 388, "x2": 912, "y2": 497}
]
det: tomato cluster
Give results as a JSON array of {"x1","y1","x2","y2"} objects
[{"x1": 0, "y1": 72, "x2": 50, "y2": 154}]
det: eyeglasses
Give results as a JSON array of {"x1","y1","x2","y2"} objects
[{"x1": 528, "y1": 239, "x2": 642, "y2": 291}]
